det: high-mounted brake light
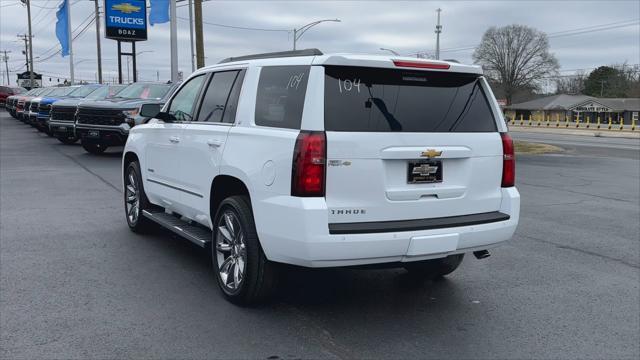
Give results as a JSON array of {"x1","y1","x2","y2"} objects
[
  {"x1": 392, "y1": 60, "x2": 451, "y2": 70},
  {"x1": 500, "y1": 133, "x2": 515, "y2": 187},
  {"x1": 291, "y1": 131, "x2": 326, "y2": 197}
]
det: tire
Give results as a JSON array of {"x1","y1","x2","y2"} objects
[
  {"x1": 82, "y1": 141, "x2": 107, "y2": 154},
  {"x1": 124, "y1": 161, "x2": 153, "y2": 233},
  {"x1": 212, "y1": 195, "x2": 278, "y2": 305},
  {"x1": 56, "y1": 135, "x2": 78, "y2": 145},
  {"x1": 404, "y1": 254, "x2": 464, "y2": 278}
]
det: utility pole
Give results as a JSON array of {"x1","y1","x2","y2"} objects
[
  {"x1": 169, "y1": 0, "x2": 178, "y2": 81},
  {"x1": 1, "y1": 50, "x2": 11, "y2": 85},
  {"x1": 435, "y1": 8, "x2": 442, "y2": 60},
  {"x1": 194, "y1": 0, "x2": 204, "y2": 69},
  {"x1": 188, "y1": 0, "x2": 195, "y2": 72},
  {"x1": 20, "y1": 0, "x2": 35, "y2": 88},
  {"x1": 66, "y1": 0, "x2": 74, "y2": 84},
  {"x1": 94, "y1": 0, "x2": 103, "y2": 83}
]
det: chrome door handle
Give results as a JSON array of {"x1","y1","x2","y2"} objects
[
  {"x1": 169, "y1": 136, "x2": 180, "y2": 143},
  {"x1": 207, "y1": 139, "x2": 223, "y2": 148}
]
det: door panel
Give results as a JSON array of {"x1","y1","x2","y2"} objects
[
  {"x1": 177, "y1": 70, "x2": 244, "y2": 227},
  {"x1": 144, "y1": 122, "x2": 186, "y2": 212}
]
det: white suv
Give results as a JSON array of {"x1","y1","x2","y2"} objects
[{"x1": 123, "y1": 49, "x2": 520, "y2": 304}]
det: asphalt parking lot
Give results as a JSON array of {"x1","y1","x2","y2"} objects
[{"x1": 1, "y1": 110, "x2": 639, "y2": 359}]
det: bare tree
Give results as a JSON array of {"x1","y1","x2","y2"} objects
[
  {"x1": 555, "y1": 70, "x2": 586, "y2": 95},
  {"x1": 473, "y1": 24, "x2": 559, "y2": 105}
]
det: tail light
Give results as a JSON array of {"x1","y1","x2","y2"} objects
[
  {"x1": 500, "y1": 132, "x2": 515, "y2": 187},
  {"x1": 291, "y1": 131, "x2": 326, "y2": 197}
]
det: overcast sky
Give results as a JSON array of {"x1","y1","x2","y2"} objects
[{"x1": 1, "y1": 0, "x2": 639, "y2": 86}]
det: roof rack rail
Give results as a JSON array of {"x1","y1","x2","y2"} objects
[{"x1": 218, "y1": 48, "x2": 323, "y2": 64}]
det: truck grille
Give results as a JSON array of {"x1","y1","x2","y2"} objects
[
  {"x1": 30, "y1": 102, "x2": 39, "y2": 112},
  {"x1": 39, "y1": 103, "x2": 52, "y2": 112},
  {"x1": 50, "y1": 106, "x2": 77, "y2": 122},
  {"x1": 76, "y1": 108, "x2": 125, "y2": 126}
]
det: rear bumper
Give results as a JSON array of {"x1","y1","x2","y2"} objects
[{"x1": 255, "y1": 187, "x2": 520, "y2": 267}]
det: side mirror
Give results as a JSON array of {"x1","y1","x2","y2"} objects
[{"x1": 139, "y1": 103, "x2": 162, "y2": 118}]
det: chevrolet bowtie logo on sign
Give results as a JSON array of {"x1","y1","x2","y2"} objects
[
  {"x1": 104, "y1": 0, "x2": 147, "y2": 41},
  {"x1": 420, "y1": 149, "x2": 442, "y2": 158},
  {"x1": 112, "y1": 3, "x2": 141, "y2": 14}
]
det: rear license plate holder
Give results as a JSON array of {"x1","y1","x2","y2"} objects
[{"x1": 407, "y1": 160, "x2": 442, "y2": 184}]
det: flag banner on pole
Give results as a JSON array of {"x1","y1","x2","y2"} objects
[
  {"x1": 55, "y1": 0, "x2": 70, "y2": 57},
  {"x1": 149, "y1": 0, "x2": 170, "y2": 26}
]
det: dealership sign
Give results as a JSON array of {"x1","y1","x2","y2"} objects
[
  {"x1": 104, "y1": 0, "x2": 147, "y2": 41},
  {"x1": 17, "y1": 71, "x2": 43, "y2": 89}
]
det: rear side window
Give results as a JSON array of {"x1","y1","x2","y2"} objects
[
  {"x1": 324, "y1": 66, "x2": 497, "y2": 132},
  {"x1": 255, "y1": 66, "x2": 309, "y2": 129},
  {"x1": 198, "y1": 70, "x2": 239, "y2": 123}
]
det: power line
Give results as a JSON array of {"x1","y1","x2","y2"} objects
[
  {"x1": 35, "y1": 15, "x2": 95, "y2": 63},
  {"x1": 176, "y1": 16, "x2": 290, "y2": 32},
  {"x1": 407, "y1": 18, "x2": 640, "y2": 56},
  {"x1": 34, "y1": 11, "x2": 94, "y2": 60}
]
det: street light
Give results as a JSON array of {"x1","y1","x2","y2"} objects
[
  {"x1": 293, "y1": 19, "x2": 341, "y2": 50},
  {"x1": 127, "y1": 50, "x2": 154, "y2": 83},
  {"x1": 380, "y1": 48, "x2": 400, "y2": 56}
]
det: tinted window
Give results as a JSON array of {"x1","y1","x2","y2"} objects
[
  {"x1": 324, "y1": 66, "x2": 497, "y2": 132},
  {"x1": 198, "y1": 71, "x2": 238, "y2": 122},
  {"x1": 222, "y1": 71, "x2": 245, "y2": 124},
  {"x1": 255, "y1": 66, "x2": 309, "y2": 129},
  {"x1": 167, "y1": 75, "x2": 206, "y2": 122}
]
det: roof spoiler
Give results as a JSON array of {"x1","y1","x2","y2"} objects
[{"x1": 218, "y1": 48, "x2": 323, "y2": 64}]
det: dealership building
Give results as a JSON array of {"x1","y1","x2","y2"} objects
[{"x1": 504, "y1": 95, "x2": 640, "y2": 124}]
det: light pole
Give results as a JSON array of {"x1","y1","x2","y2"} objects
[
  {"x1": 435, "y1": 8, "x2": 442, "y2": 60},
  {"x1": 380, "y1": 48, "x2": 400, "y2": 56},
  {"x1": 292, "y1": 19, "x2": 341, "y2": 50},
  {"x1": 127, "y1": 51, "x2": 154, "y2": 83}
]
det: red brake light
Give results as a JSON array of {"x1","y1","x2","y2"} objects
[
  {"x1": 392, "y1": 60, "x2": 450, "y2": 70},
  {"x1": 501, "y1": 133, "x2": 515, "y2": 187},
  {"x1": 292, "y1": 131, "x2": 326, "y2": 197}
]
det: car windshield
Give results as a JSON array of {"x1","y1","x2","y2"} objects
[
  {"x1": 113, "y1": 83, "x2": 172, "y2": 100},
  {"x1": 84, "y1": 85, "x2": 127, "y2": 100},
  {"x1": 48, "y1": 87, "x2": 76, "y2": 97},
  {"x1": 68, "y1": 86, "x2": 99, "y2": 98},
  {"x1": 37, "y1": 88, "x2": 55, "y2": 96}
]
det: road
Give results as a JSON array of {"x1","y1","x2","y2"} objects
[
  {"x1": 511, "y1": 130, "x2": 640, "y2": 159},
  {"x1": 1, "y1": 113, "x2": 639, "y2": 359}
]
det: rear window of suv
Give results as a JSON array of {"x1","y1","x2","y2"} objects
[
  {"x1": 255, "y1": 66, "x2": 310, "y2": 129},
  {"x1": 324, "y1": 66, "x2": 497, "y2": 132}
]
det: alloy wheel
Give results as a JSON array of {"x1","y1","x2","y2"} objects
[
  {"x1": 216, "y1": 211, "x2": 247, "y2": 292},
  {"x1": 125, "y1": 170, "x2": 140, "y2": 224}
]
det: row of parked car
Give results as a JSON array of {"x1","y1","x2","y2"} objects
[{"x1": 3, "y1": 82, "x2": 178, "y2": 154}]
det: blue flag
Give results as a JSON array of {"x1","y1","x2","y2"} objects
[
  {"x1": 55, "y1": 0, "x2": 69, "y2": 57},
  {"x1": 149, "y1": 0, "x2": 170, "y2": 26}
]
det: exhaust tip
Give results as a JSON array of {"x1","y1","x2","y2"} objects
[{"x1": 473, "y1": 250, "x2": 490, "y2": 260}]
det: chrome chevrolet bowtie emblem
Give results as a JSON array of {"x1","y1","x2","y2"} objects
[
  {"x1": 420, "y1": 149, "x2": 442, "y2": 158},
  {"x1": 412, "y1": 163, "x2": 439, "y2": 177}
]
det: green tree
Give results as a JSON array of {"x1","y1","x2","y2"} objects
[
  {"x1": 473, "y1": 24, "x2": 559, "y2": 105},
  {"x1": 583, "y1": 66, "x2": 629, "y2": 98}
]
